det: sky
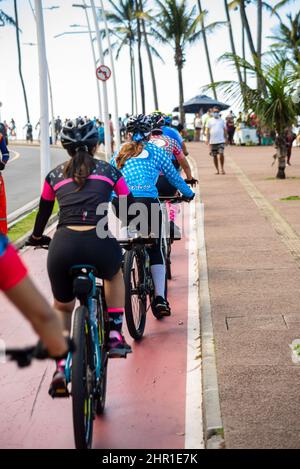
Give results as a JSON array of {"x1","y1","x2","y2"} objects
[{"x1": 0, "y1": 0, "x2": 299, "y2": 135}]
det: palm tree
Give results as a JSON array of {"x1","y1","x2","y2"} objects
[
  {"x1": 13, "y1": 0, "x2": 30, "y2": 123},
  {"x1": 135, "y1": 0, "x2": 145, "y2": 113},
  {"x1": 268, "y1": 12, "x2": 300, "y2": 66},
  {"x1": 224, "y1": 1, "x2": 244, "y2": 91},
  {"x1": 0, "y1": 0, "x2": 15, "y2": 26},
  {"x1": 197, "y1": 0, "x2": 217, "y2": 100},
  {"x1": 106, "y1": 0, "x2": 137, "y2": 114},
  {"x1": 152, "y1": 0, "x2": 202, "y2": 125},
  {"x1": 205, "y1": 54, "x2": 299, "y2": 179},
  {"x1": 137, "y1": 0, "x2": 159, "y2": 110}
]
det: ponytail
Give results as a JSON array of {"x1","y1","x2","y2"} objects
[
  {"x1": 116, "y1": 141, "x2": 143, "y2": 169},
  {"x1": 64, "y1": 147, "x2": 96, "y2": 191}
]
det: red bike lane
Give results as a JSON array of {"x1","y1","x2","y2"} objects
[{"x1": 0, "y1": 204, "x2": 202, "y2": 449}]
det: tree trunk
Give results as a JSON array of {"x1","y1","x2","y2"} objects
[
  {"x1": 257, "y1": 0, "x2": 263, "y2": 91},
  {"x1": 197, "y1": 0, "x2": 217, "y2": 100},
  {"x1": 135, "y1": 0, "x2": 145, "y2": 114},
  {"x1": 130, "y1": 43, "x2": 134, "y2": 114},
  {"x1": 242, "y1": 23, "x2": 247, "y2": 85},
  {"x1": 275, "y1": 133, "x2": 287, "y2": 179},
  {"x1": 177, "y1": 63, "x2": 185, "y2": 126},
  {"x1": 139, "y1": 0, "x2": 158, "y2": 109},
  {"x1": 240, "y1": 0, "x2": 267, "y2": 97},
  {"x1": 224, "y1": 1, "x2": 243, "y2": 88},
  {"x1": 240, "y1": 0, "x2": 256, "y2": 60},
  {"x1": 14, "y1": 0, "x2": 30, "y2": 123}
]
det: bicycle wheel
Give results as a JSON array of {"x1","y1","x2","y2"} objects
[
  {"x1": 95, "y1": 288, "x2": 109, "y2": 415},
  {"x1": 72, "y1": 305, "x2": 94, "y2": 449},
  {"x1": 161, "y1": 238, "x2": 168, "y2": 299},
  {"x1": 166, "y1": 239, "x2": 172, "y2": 280},
  {"x1": 123, "y1": 248, "x2": 147, "y2": 340}
]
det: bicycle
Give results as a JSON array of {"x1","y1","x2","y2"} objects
[
  {"x1": 27, "y1": 244, "x2": 115, "y2": 449},
  {"x1": 120, "y1": 235, "x2": 163, "y2": 341},
  {"x1": 63, "y1": 264, "x2": 111, "y2": 450},
  {"x1": 159, "y1": 195, "x2": 187, "y2": 283}
]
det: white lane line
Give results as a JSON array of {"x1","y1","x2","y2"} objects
[
  {"x1": 8, "y1": 150, "x2": 21, "y2": 163},
  {"x1": 185, "y1": 198, "x2": 204, "y2": 449}
]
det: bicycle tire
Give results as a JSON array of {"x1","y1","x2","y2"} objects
[
  {"x1": 72, "y1": 305, "x2": 94, "y2": 449},
  {"x1": 166, "y1": 239, "x2": 172, "y2": 280},
  {"x1": 95, "y1": 288, "x2": 109, "y2": 415},
  {"x1": 123, "y1": 248, "x2": 147, "y2": 340}
]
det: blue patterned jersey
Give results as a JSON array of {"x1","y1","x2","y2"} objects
[
  {"x1": 111, "y1": 142, "x2": 193, "y2": 199},
  {"x1": 0, "y1": 134, "x2": 9, "y2": 164},
  {"x1": 162, "y1": 126, "x2": 183, "y2": 148}
]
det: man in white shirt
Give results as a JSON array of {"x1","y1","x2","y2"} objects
[{"x1": 206, "y1": 106, "x2": 228, "y2": 175}]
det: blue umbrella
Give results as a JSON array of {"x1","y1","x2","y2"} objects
[{"x1": 173, "y1": 94, "x2": 230, "y2": 114}]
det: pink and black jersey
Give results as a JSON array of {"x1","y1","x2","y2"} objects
[
  {"x1": 150, "y1": 134, "x2": 184, "y2": 170},
  {"x1": 33, "y1": 159, "x2": 134, "y2": 237}
]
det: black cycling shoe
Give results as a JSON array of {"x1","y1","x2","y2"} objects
[
  {"x1": 152, "y1": 296, "x2": 171, "y2": 317},
  {"x1": 48, "y1": 361, "x2": 69, "y2": 398},
  {"x1": 169, "y1": 221, "x2": 181, "y2": 241},
  {"x1": 108, "y1": 331, "x2": 132, "y2": 359}
]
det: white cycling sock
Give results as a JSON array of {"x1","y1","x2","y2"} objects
[{"x1": 151, "y1": 264, "x2": 166, "y2": 298}]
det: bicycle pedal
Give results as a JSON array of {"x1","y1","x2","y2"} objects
[
  {"x1": 108, "y1": 348, "x2": 132, "y2": 359},
  {"x1": 48, "y1": 386, "x2": 70, "y2": 399}
]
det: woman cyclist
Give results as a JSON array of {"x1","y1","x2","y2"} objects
[
  {"x1": 111, "y1": 114, "x2": 195, "y2": 317},
  {"x1": 149, "y1": 112, "x2": 198, "y2": 239},
  {"x1": 0, "y1": 234, "x2": 69, "y2": 358},
  {"x1": 27, "y1": 118, "x2": 135, "y2": 396}
]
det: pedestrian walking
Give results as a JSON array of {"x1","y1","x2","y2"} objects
[
  {"x1": 54, "y1": 116, "x2": 62, "y2": 144},
  {"x1": 23, "y1": 122, "x2": 33, "y2": 143},
  {"x1": 286, "y1": 128, "x2": 296, "y2": 166},
  {"x1": 0, "y1": 129, "x2": 9, "y2": 234},
  {"x1": 225, "y1": 111, "x2": 235, "y2": 145},
  {"x1": 206, "y1": 106, "x2": 228, "y2": 175},
  {"x1": 9, "y1": 119, "x2": 16, "y2": 139},
  {"x1": 109, "y1": 114, "x2": 115, "y2": 153},
  {"x1": 193, "y1": 113, "x2": 203, "y2": 142}
]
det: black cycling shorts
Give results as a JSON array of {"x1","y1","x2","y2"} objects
[
  {"x1": 156, "y1": 175, "x2": 177, "y2": 197},
  {"x1": 47, "y1": 227, "x2": 122, "y2": 303},
  {"x1": 112, "y1": 197, "x2": 164, "y2": 266}
]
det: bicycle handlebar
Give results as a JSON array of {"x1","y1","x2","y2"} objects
[
  {"x1": 5, "y1": 338, "x2": 75, "y2": 368},
  {"x1": 5, "y1": 344, "x2": 49, "y2": 368}
]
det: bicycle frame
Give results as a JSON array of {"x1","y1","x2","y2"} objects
[{"x1": 65, "y1": 265, "x2": 103, "y2": 387}]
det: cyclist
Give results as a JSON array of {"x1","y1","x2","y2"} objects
[
  {"x1": 162, "y1": 113, "x2": 190, "y2": 157},
  {"x1": 27, "y1": 118, "x2": 135, "y2": 395},
  {"x1": 0, "y1": 234, "x2": 69, "y2": 358},
  {"x1": 149, "y1": 112, "x2": 197, "y2": 239},
  {"x1": 0, "y1": 129, "x2": 9, "y2": 234},
  {"x1": 111, "y1": 114, "x2": 195, "y2": 317}
]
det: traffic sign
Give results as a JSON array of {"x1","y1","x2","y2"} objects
[{"x1": 96, "y1": 65, "x2": 112, "y2": 82}]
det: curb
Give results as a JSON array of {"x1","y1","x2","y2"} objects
[
  {"x1": 14, "y1": 213, "x2": 59, "y2": 251},
  {"x1": 188, "y1": 155, "x2": 225, "y2": 449}
]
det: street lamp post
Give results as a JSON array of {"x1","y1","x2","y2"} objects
[
  {"x1": 34, "y1": 0, "x2": 51, "y2": 188},
  {"x1": 98, "y1": 0, "x2": 120, "y2": 149},
  {"x1": 24, "y1": 41, "x2": 56, "y2": 145},
  {"x1": 27, "y1": 1, "x2": 56, "y2": 144},
  {"x1": 70, "y1": 5, "x2": 103, "y2": 121},
  {"x1": 90, "y1": 0, "x2": 111, "y2": 160}
]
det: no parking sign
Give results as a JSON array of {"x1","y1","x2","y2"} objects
[{"x1": 96, "y1": 65, "x2": 112, "y2": 82}]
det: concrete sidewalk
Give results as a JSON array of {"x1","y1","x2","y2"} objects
[{"x1": 190, "y1": 142, "x2": 300, "y2": 449}]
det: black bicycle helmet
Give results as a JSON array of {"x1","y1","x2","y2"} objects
[
  {"x1": 149, "y1": 112, "x2": 165, "y2": 132},
  {"x1": 60, "y1": 118, "x2": 99, "y2": 152},
  {"x1": 126, "y1": 114, "x2": 152, "y2": 142}
]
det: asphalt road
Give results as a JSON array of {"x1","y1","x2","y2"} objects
[{"x1": 4, "y1": 145, "x2": 67, "y2": 215}]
